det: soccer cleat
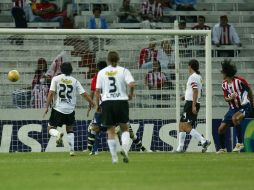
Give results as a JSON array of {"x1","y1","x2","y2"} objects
[
  {"x1": 232, "y1": 143, "x2": 244, "y2": 152},
  {"x1": 216, "y1": 148, "x2": 227, "y2": 154},
  {"x1": 112, "y1": 156, "x2": 118, "y2": 164},
  {"x1": 120, "y1": 151, "x2": 129, "y2": 163},
  {"x1": 70, "y1": 151, "x2": 76, "y2": 156},
  {"x1": 56, "y1": 132, "x2": 64, "y2": 146},
  {"x1": 201, "y1": 140, "x2": 211, "y2": 153},
  {"x1": 89, "y1": 151, "x2": 99, "y2": 156}
]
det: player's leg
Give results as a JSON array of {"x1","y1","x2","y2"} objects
[
  {"x1": 102, "y1": 101, "x2": 118, "y2": 163},
  {"x1": 48, "y1": 109, "x2": 63, "y2": 146},
  {"x1": 119, "y1": 123, "x2": 130, "y2": 163},
  {"x1": 65, "y1": 111, "x2": 76, "y2": 156},
  {"x1": 107, "y1": 126, "x2": 118, "y2": 163},
  {"x1": 118, "y1": 101, "x2": 131, "y2": 163},
  {"x1": 217, "y1": 122, "x2": 229, "y2": 153},
  {"x1": 87, "y1": 123, "x2": 100, "y2": 153},
  {"x1": 231, "y1": 104, "x2": 251, "y2": 152},
  {"x1": 176, "y1": 122, "x2": 187, "y2": 152},
  {"x1": 66, "y1": 125, "x2": 75, "y2": 156},
  {"x1": 129, "y1": 124, "x2": 151, "y2": 152}
]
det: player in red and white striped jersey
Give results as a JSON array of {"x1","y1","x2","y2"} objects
[{"x1": 217, "y1": 60, "x2": 253, "y2": 153}]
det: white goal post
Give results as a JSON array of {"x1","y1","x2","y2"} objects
[{"x1": 0, "y1": 28, "x2": 212, "y2": 152}]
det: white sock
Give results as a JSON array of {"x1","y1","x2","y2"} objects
[
  {"x1": 177, "y1": 132, "x2": 186, "y2": 151},
  {"x1": 190, "y1": 129, "x2": 206, "y2": 144},
  {"x1": 49, "y1": 129, "x2": 59, "y2": 137},
  {"x1": 121, "y1": 131, "x2": 130, "y2": 155},
  {"x1": 67, "y1": 133, "x2": 74, "y2": 152},
  {"x1": 107, "y1": 139, "x2": 117, "y2": 161}
]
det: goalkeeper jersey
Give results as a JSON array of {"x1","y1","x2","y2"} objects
[{"x1": 50, "y1": 74, "x2": 85, "y2": 114}]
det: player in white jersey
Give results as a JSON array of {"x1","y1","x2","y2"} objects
[
  {"x1": 96, "y1": 51, "x2": 135, "y2": 163},
  {"x1": 43, "y1": 62, "x2": 95, "y2": 156},
  {"x1": 176, "y1": 59, "x2": 211, "y2": 153},
  {"x1": 217, "y1": 60, "x2": 253, "y2": 154}
]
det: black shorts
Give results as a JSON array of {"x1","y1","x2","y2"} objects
[
  {"x1": 180, "y1": 101, "x2": 200, "y2": 127},
  {"x1": 101, "y1": 100, "x2": 129, "y2": 126},
  {"x1": 49, "y1": 108, "x2": 75, "y2": 127}
]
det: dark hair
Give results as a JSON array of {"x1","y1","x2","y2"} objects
[
  {"x1": 107, "y1": 51, "x2": 119, "y2": 66},
  {"x1": 35, "y1": 58, "x2": 47, "y2": 74},
  {"x1": 97, "y1": 61, "x2": 107, "y2": 70},
  {"x1": 221, "y1": 59, "x2": 237, "y2": 77},
  {"x1": 189, "y1": 59, "x2": 200, "y2": 74},
  {"x1": 198, "y1": 15, "x2": 205, "y2": 22},
  {"x1": 93, "y1": 7, "x2": 101, "y2": 14},
  {"x1": 60, "y1": 62, "x2": 73, "y2": 76}
]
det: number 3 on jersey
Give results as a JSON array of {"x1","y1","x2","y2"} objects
[
  {"x1": 59, "y1": 84, "x2": 73, "y2": 99},
  {"x1": 109, "y1": 77, "x2": 117, "y2": 93}
]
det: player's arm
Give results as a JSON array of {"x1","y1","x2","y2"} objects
[
  {"x1": 95, "y1": 88, "x2": 101, "y2": 111},
  {"x1": 128, "y1": 82, "x2": 135, "y2": 100},
  {"x1": 43, "y1": 90, "x2": 54, "y2": 118},
  {"x1": 247, "y1": 87, "x2": 254, "y2": 107},
  {"x1": 81, "y1": 92, "x2": 95, "y2": 108},
  {"x1": 192, "y1": 88, "x2": 198, "y2": 114}
]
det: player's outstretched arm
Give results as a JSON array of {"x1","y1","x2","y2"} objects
[
  {"x1": 82, "y1": 92, "x2": 95, "y2": 108},
  {"x1": 128, "y1": 82, "x2": 135, "y2": 100}
]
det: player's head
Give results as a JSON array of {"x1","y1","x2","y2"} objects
[
  {"x1": 97, "y1": 60, "x2": 107, "y2": 71},
  {"x1": 107, "y1": 51, "x2": 119, "y2": 67},
  {"x1": 37, "y1": 58, "x2": 47, "y2": 72},
  {"x1": 221, "y1": 59, "x2": 237, "y2": 78},
  {"x1": 60, "y1": 62, "x2": 73, "y2": 76},
  {"x1": 188, "y1": 59, "x2": 200, "y2": 74}
]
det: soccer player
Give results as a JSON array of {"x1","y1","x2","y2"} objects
[
  {"x1": 43, "y1": 62, "x2": 95, "y2": 156},
  {"x1": 96, "y1": 51, "x2": 135, "y2": 163},
  {"x1": 217, "y1": 60, "x2": 253, "y2": 153},
  {"x1": 176, "y1": 59, "x2": 211, "y2": 153},
  {"x1": 86, "y1": 60, "x2": 108, "y2": 155}
]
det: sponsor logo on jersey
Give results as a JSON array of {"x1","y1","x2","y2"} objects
[
  {"x1": 61, "y1": 79, "x2": 72, "y2": 84},
  {"x1": 105, "y1": 71, "x2": 117, "y2": 77}
]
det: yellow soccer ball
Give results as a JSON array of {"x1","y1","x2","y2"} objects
[{"x1": 8, "y1": 70, "x2": 20, "y2": 82}]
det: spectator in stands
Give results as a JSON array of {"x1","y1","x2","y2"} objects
[
  {"x1": 46, "y1": 51, "x2": 67, "y2": 79},
  {"x1": 157, "y1": 40, "x2": 175, "y2": 69},
  {"x1": 175, "y1": 0, "x2": 197, "y2": 22},
  {"x1": 140, "y1": 0, "x2": 163, "y2": 28},
  {"x1": 145, "y1": 60, "x2": 171, "y2": 104},
  {"x1": 31, "y1": 0, "x2": 65, "y2": 28},
  {"x1": 87, "y1": 7, "x2": 108, "y2": 29},
  {"x1": 179, "y1": 19, "x2": 193, "y2": 57},
  {"x1": 139, "y1": 38, "x2": 158, "y2": 69},
  {"x1": 161, "y1": 0, "x2": 175, "y2": 23},
  {"x1": 31, "y1": 58, "x2": 50, "y2": 108},
  {"x1": 192, "y1": 16, "x2": 211, "y2": 55},
  {"x1": 117, "y1": 0, "x2": 139, "y2": 23},
  {"x1": 212, "y1": 15, "x2": 241, "y2": 57},
  {"x1": 11, "y1": 0, "x2": 28, "y2": 28}
]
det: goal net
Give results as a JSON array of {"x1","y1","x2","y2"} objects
[{"x1": 0, "y1": 28, "x2": 212, "y2": 153}]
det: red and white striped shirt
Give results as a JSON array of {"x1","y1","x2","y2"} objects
[
  {"x1": 222, "y1": 76, "x2": 250, "y2": 109},
  {"x1": 146, "y1": 71, "x2": 167, "y2": 89},
  {"x1": 192, "y1": 24, "x2": 211, "y2": 45},
  {"x1": 13, "y1": 0, "x2": 27, "y2": 8},
  {"x1": 141, "y1": 1, "x2": 163, "y2": 19},
  {"x1": 139, "y1": 47, "x2": 158, "y2": 68}
]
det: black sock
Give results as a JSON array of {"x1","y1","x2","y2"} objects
[
  {"x1": 219, "y1": 133, "x2": 225, "y2": 149},
  {"x1": 235, "y1": 125, "x2": 243, "y2": 143}
]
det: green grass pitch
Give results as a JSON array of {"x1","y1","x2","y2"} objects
[{"x1": 0, "y1": 152, "x2": 253, "y2": 190}]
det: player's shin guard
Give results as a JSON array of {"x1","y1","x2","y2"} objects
[
  {"x1": 67, "y1": 132, "x2": 74, "y2": 152},
  {"x1": 235, "y1": 125, "x2": 243, "y2": 143},
  {"x1": 190, "y1": 129, "x2": 206, "y2": 144},
  {"x1": 107, "y1": 139, "x2": 118, "y2": 163},
  {"x1": 121, "y1": 131, "x2": 130, "y2": 155},
  {"x1": 176, "y1": 132, "x2": 186, "y2": 152}
]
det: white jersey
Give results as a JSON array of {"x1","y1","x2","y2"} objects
[
  {"x1": 96, "y1": 65, "x2": 134, "y2": 102},
  {"x1": 184, "y1": 72, "x2": 202, "y2": 103},
  {"x1": 50, "y1": 74, "x2": 86, "y2": 114}
]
